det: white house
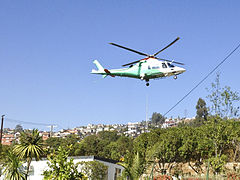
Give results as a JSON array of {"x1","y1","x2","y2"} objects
[
  {"x1": 126, "y1": 122, "x2": 139, "y2": 136},
  {"x1": 0, "y1": 156, "x2": 124, "y2": 180}
]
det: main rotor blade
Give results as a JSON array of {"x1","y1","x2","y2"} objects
[
  {"x1": 157, "y1": 58, "x2": 185, "y2": 65},
  {"x1": 109, "y1": 43, "x2": 149, "y2": 57},
  {"x1": 154, "y1": 37, "x2": 180, "y2": 56},
  {"x1": 122, "y1": 58, "x2": 148, "y2": 67},
  {"x1": 122, "y1": 60, "x2": 141, "y2": 67}
]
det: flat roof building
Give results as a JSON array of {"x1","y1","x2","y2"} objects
[{"x1": 0, "y1": 156, "x2": 124, "y2": 180}]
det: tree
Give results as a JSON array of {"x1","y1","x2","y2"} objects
[
  {"x1": 62, "y1": 134, "x2": 80, "y2": 156},
  {"x1": 146, "y1": 128, "x2": 181, "y2": 175},
  {"x1": 14, "y1": 125, "x2": 23, "y2": 133},
  {"x1": 133, "y1": 133, "x2": 149, "y2": 159},
  {"x1": 14, "y1": 129, "x2": 44, "y2": 180},
  {"x1": 75, "y1": 131, "x2": 122, "y2": 158},
  {"x1": 150, "y1": 112, "x2": 165, "y2": 125},
  {"x1": 45, "y1": 137, "x2": 64, "y2": 152},
  {"x1": 2, "y1": 148, "x2": 25, "y2": 180},
  {"x1": 45, "y1": 134, "x2": 80, "y2": 156},
  {"x1": 207, "y1": 73, "x2": 240, "y2": 118},
  {"x1": 227, "y1": 121, "x2": 240, "y2": 162},
  {"x1": 104, "y1": 136, "x2": 133, "y2": 161},
  {"x1": 209, "y1": 155, "x2": 227, "y2": 175},
  {"x1": 178, "y1": 126, "x2": 211, "y2": 174},
  {"x1": 132, "y1": 129, "x2": 164, "y2": 175},
  {"x1": 190, "y1": 98, "x2": 209, "y2": 127},
  {"x1": 97, "y1": 131, "x2": 119, "y2": 142},
  {"x1": 76, "y1": 135, "x2": 99, "y2": 156},
  {"x1": 96, "y1": 131, "x2": 120, "y2": 157},
  {"x1": 202, "y1": 117, "x2": 232, "y2": 175},
  {"x1": 43, "y1": 145, "x2": 85, "y2": 180},
  {"x1": 196, "y1": 98, "x2": 208, "y2": 120},
  {"x1": 78, "y1": 161, "x2": 107, "y2": 180},
  {"x1": 220, "y1": 86, "x2": 240, "y2": 118}
]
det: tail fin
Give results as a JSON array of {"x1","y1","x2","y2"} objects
[
  {"x1": 92, "y1": 60, "x2": 104, "y2": 72},
  {"x1": 91, "y1": 60, "x2": 106, "y2": 78},
  {"x1": 91, "y1": 60, "x2": 115, "y2": 78}
]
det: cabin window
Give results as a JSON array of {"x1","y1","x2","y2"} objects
[
  {"x1": 148, "y1": 66, "x2": 151, "y2": 69},
  {"x1": 167, "y1": 63, "x2": 175, "y2": 68},
  {"x1": 152, "y1": 66, "x2": 160, "y2": 69},
  {"x1": 162, "y1": 63, "x2": 167, "y2": 68}
]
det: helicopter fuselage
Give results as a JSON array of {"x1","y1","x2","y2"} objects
[{"x1": 91, "y1": 58, "x2": 185, "y2": 82}]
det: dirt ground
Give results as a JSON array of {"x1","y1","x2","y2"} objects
[{"x1": 141, "y1": 162, "x2": 240, "y2": 179}]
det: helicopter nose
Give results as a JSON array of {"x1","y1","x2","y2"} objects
[
  {"x1": 178, "y1": 67, "x2": 186, "y2": 74},
  {"x1": 181, "y1": 67, "x2": 186, "y2": 73}
]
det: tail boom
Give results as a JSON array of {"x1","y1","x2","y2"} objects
[{"x1": 91, "y1": 60, "x2": 115, "y2": 78}]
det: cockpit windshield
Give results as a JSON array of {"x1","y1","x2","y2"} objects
[{"x1": 167, "y1": 63, "x2": 175, "y2": 68}]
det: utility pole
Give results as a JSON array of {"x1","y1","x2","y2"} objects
[
  {"x1": 47, "y1": 125, "x2": 57, "y2": 137},
  {"x1": 145, "y1": 94, "x2": 148, "y2": 132},
  {"x1": 184, "y1": 109, "x2": 188, "y2": 119},
  {"x1": 0, "y1": 115, "x2": 5, "y2": 144},
  {"x1": 50, "y1": 125, "x2": 53, "y2": 137}
]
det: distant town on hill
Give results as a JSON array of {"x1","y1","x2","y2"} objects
[{"x1": 1, "y1": 115, "x2": 195, "y2": 146}]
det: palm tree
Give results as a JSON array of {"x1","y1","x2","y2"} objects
[
  {"x1": 14, "y1": 129, "x2": 44, "y2": 179},
  {"x1": 2, "y1": 148, "x2": 25, "y2": 180},
  {"x1": 117, "y1": 152, "x2": 146, "y2": 180}
]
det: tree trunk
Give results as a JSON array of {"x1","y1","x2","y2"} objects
[
  {"x1": 188, "y1": 162, "x2": 199, "y2": 174},
  {"x1": 233, "y1": 143, "x2": 239, "y2": 162},
  {"x1": 26, "y1": 157, "x2": 32, "y2": 180},
  {"x1": 214, "y1": 141, "x2": 218, "y2": 158}
]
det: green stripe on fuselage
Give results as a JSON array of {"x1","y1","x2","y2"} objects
[
  {"x1": 145, "y1": 69, "x2": 164, "y2": 78},
  {"x1": 109, "y1": 67, "x2": 164, "y2": 79},
  {"x1": 110, "y1": 67, "x2": 140, "y2": 78}
]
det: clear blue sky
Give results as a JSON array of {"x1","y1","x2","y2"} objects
[{"x1": 1, "y1": 1, "x2": 240, "y2": 130}]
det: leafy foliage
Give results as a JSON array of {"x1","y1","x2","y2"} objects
[
  {"x1": 75, "y1": 131, "x2": 133, "y2": 161},
  {"x1": 43, "y1": 145, "x2": 85, "y2": 180},
  {"x1": 150, "y1": 112, "x2": 165, "y2": 125},
  {"x1": 196, "y1": 98, "x2": 208, "y2": 120},
  {"x1": 78, "y1": 161, "x2": 107, "y2": 180},
  {"x1": 118, "y1": 152, "x2": 146, "y2": 180},
  {"x1": 104, "y1": 136, "x2": 133, "y2": 161},
  {"x1": 14, "y1": 129, "x2": 44, "y2": 179},
  {"x1": 147, "y1": 128, "x2": 182, "y2": 174},
  {"x1": 14, "y1": 124, "x2": 23, "y2": 133},
  {"x1": 209, "y1": 155, "x2": 227, "y2": 175},
  {"x1": 45, "y1": 134, "x2": 80, "y2": 155},
  {"x1": 207, "y1": 73, "x2": 240, "y2": 118},
  {"x1": 2, "y1": 148, "x2": 25, "y2": 180}
]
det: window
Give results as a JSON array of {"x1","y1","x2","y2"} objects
[
  {"x1": 29, "y1": 165, "x2": 34, "y2": 176},
  {"x1": 162, "y1": 63, "x2": 167, "y2": 68},
  {"x1": 114, "y1": 168, "x2": 122, "y2": 180},
  {"x1": 152, "y1": 66, "x2": 160, "y2": 69},
  {"x1": 167, "y1": 63, "x2": 175, "y2": 68},
  {"x1": 23, "y1": 165, "x2": 34, "y2": 175}
]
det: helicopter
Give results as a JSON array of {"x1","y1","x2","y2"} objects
[{"x1": 91, "y1": 37, "x2": 186, "y2": 86}]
